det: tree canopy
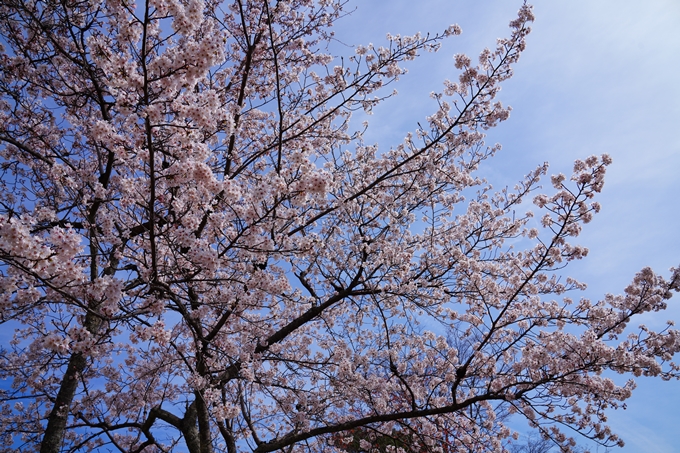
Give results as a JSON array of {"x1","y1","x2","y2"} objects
[{"x1": 0, "y1": 1, "x2": 678, "y2": 452}]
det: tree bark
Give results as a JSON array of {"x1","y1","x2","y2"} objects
[
  {"x1": 195, "y1": 391, "x2": 215, "y2": 453},
  {"x1": 149, "y1": 402, "x2": 202, "y2": 453},
  {"x1": 40, "y1": 352, "x2": 87, "y2": 453},
  {"x1": 182, "y1": 402, "x2": 203, "y2": 453},
  {"x1": 40, "y1": 310, "x2": 102, "y2": 453}
]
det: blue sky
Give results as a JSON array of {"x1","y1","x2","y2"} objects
[{"x1": 334, "y1": 1, "x2": 680, "y2": 451}]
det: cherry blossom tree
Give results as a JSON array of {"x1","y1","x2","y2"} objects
[{"x1": 0, "y1": 1, "x2": 678, "y2": 453}]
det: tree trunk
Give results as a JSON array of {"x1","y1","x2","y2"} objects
[
  {"x1": 182, "y1": 401, "x2": 203, "y2": 453},
  {"x1": 195, "y1": 390, "x2": 214, "y2": 453},
  {"x1": 40, "y1": 310, "x2": 101, "y2": 453},
  {"x1": 40, "y1": 352, "x2": 87, "y2": 453}
]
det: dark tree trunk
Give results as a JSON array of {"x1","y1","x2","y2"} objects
[
  {"x1": 40, "y1": 352, "x2": 87, "y2": 453},
  {"x1": 40, "y1": 310, "x2": 102, "y2": 453}
]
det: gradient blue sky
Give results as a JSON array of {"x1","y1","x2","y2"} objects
[{"x1": 334, "y1": 1, "x2": 680, "y2": 451}]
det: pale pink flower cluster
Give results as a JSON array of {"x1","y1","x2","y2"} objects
[
  {"x1": 131, "y1": 321, "x2": 171, "y2": 346},
  {"x1": 299, "y1": 170, "x2": 331, "y2": 196},
  {"x1": 67, "y1": 326, "x2": 96, "y2": 354},
  {"x1": 86, "y1": 276, "x2": 124, "y2": 318},
  {"x1": 0, "y1": 217, "x2": 50, "y2": 261},
  {"x1": 41, "y1": 333, "x2": 71, "y2": 355},
  {"x1": 444, "y1": 24, "x2": 463, "y2": 36},
  {"x1": 213, "y1": 403, "x2": 240, "y2": 422}
]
